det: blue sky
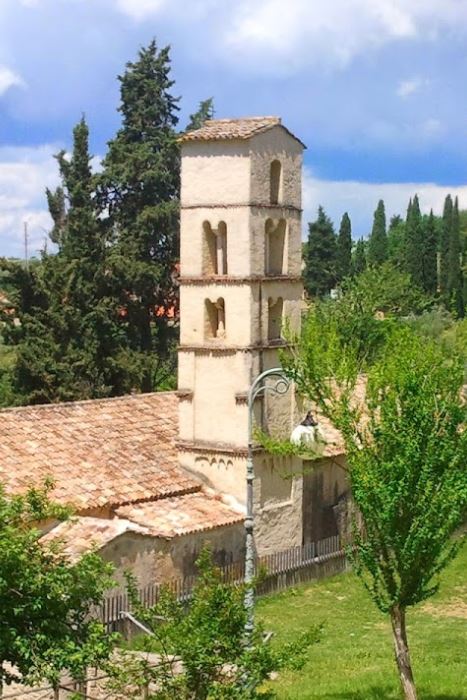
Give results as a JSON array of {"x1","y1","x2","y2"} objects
[{"x1": 1, "y1": 0, "x2": 467, "y2": 257}]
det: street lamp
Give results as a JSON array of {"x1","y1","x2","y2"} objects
[{"x1": 244, "y1": 366, "x2": 291, "y2": 641}]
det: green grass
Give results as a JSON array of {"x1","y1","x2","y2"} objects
[{"x1": 258, "y1": 539, "x2": 467, "y2": 699}]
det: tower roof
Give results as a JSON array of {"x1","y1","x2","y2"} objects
[{"x1": 180, "y1": 116, "x2": 306, "y2": 148}]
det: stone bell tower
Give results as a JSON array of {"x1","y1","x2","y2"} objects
[{"x1": 178, "y1": 117, "x2": 305, "y2": 553}]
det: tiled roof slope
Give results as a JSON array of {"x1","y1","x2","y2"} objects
[
  {"x1": 0, "y1": 392, "x2": 198, "y2": 510},
  {"x1": 117, "y1": 491, "x2": 244, "y2": 538},
  {"x1": 180, "y1": 116, "x2": 306, "y2": 147}
]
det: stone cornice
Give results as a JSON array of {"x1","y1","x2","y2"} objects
[
  {"x1": 178, "y1": 339, "x2": 289, "y2": 354},
  {"x1": 181, "y1": 202, "x2": 301, "y2": 213},
  {"x1": 179, "y1": 275, "x2": 302, "y2": 285},
  {"x1": 177, "y1": 439, "x2": 265, "y2": 457}
]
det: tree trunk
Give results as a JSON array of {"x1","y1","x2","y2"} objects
[{"x1": 390, "y1": 604, "x2": 417, "y2": 700}]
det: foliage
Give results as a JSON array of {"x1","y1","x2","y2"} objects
[
  {"x1": 421, "y1": 210, "x2": 438, "y2": 295},
  {"x1": 186, "y1": 98, "x2": 215, "y2": 131},
  {"x1": 107, "y1": 549, "x2": 319, "y2": 699},
  {"x1": 0, "y1": 483, "x2": 115, "y2": 687},
  {"x1": 100, "y1": 39, "x2": 181, "y2": 393},
  {"x1": 404, "y1": 194, "x2": 424, "y2": 289},
  {"x1": 282, "y1": 316, "x2": 467, "y2": 699},
  {"x1": 336, "y1": 212, "x2": 352, "y2": 282},
  {"x1": 1, "y1": 119, "x2": 136, "y2": 404},
  {"x1": 367, "y1": 199, "x2": 387, "y2": 266},
  {"x1": 447, "y1": 197, "x2": 465, "y2": 317},
  {"x1": 303, "y1": 206, "x2": 337, "y2": 298},
  {"x1": 439, "y1": 194, "x2": 453, "y2": 300},
  {"x1": 351, "y1": 238, "x2": 366, "y2": 275}
]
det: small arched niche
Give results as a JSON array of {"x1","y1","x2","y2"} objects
[
  {"x1": 270, "y1": 160, "x2": 282, "y2": 205},
  {"x1": 265, "y1": 218, "x2": 287, "y2": 275},
  {"x1": 202, "y1": 221, "x2": 228, "y2": 276},
  {"x1": 268, "y1": 296, "x2": 283, "y2": 341},
  {"x1": 205, "y1": 297, "x2": 226, "y2": 340}
]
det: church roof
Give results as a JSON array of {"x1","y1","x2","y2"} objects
[
  {"x1": 180, "y1": 116, "x2": 306, "y2": 147},
  {"x1": 117, "y1": 491, "x2": 244, "y2": 538},
  {"x1": 0, "y1": 392, "x2": 198, "y2": 511}
]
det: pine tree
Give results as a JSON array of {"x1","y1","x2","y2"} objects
[
  {"x1": 11, "y1": 118, "x2": 132, "y2": 403},
  {"x1": 186, "y1": 98, "x2": 214, "y2": 131},
  {"x1": 440, "y1": 194, "x2": 453, "y2": 299},
  {"x1": 336, "y1": 212, "x2": 352, "y2": 282},
  {"x1": 352, "y1": 238, "x2": 367, "y2": 276},
  {"x1": 421, "y1": 210, "x2": 438, "y2": 296},
  {"x1": 367, "y1": 200, "x2": 387, "y2": 266},
  {"x1": 447, "y1": 197, "x2": 464, "y2": 317},
  {"x1": 405, "y1": 194, "x2": 424, "y2": 289},
  {"x1": 303, "y1": 206, "x2": 337, "y2": 297},
  {"x1": 101, "y1": 40, "x2": 181, "y2": 392}
]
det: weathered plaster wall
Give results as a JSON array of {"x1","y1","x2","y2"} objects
[
  {"x1": 99, "y1": 523, "x2": 245, "y2": 589},
  {"x1": 302, "y1": 457, "x2": 351, "y2": 543}
]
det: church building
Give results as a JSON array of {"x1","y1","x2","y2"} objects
[{"x1": 0, "y1": 117, "x2": 350, "y2": 587}]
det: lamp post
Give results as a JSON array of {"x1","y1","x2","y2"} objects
[{"x1": 244, "y1": 367, "x2": 291, "y2": 641}]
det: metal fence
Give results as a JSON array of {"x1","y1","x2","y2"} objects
[{"x1": 100, "y1": 534, "x2": 348, "y2": 631}]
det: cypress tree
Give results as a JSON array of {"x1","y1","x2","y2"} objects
[
  {"x1": 387, "y1": 214, "x2": 406, "y2": 267},
  {"x1": 352, "y1": 238, "x2": 367, "y2": 276},
  {"x1": 367, "y1": 199, "x2": 387, "y2": 266},
  {"x1": 101, "y1": 40, "x2": 181, "y2": 392},
  {"x1": 405, "y1": 194, "x2": 424, "y2": 288},
  {"x1": 303, "y1": 206, "x2": 337, "y2": 297},
  {"x1": 186, "y1": 98, "x2": 214, "y2": 131},
  {"x1": 440, "y1": 194, "x2": 453, "y2": 298},
  {"x1": 447, "y1": 197, "x2": 464, "y2": 317},
  {"x1": 12, "y1": 118, "x2": 132, "y2": 403},
  {"x1": 421, "y1": 210, "x2": 438, "y2": 296},
  {"x1": 336, "y1": 212, "x2": 352, "y2": 282}
]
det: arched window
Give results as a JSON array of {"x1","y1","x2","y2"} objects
[
  {"x1": 205, "y1": 298, "x2": 226, "y2": 340},
  {"x1": 270, "y1": 160, "x2": 282, "y2": 205},
  {"x1": 265, "y1": 219, "x2": 287, "y2": 275},
  {"x1": 202, "y1": 221, "x2": 227, "y2": 275},
  {"x1": 268, "y1": 297, "x2": 283, "y2": 340}
]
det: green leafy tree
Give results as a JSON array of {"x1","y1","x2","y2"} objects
[
  {"x1": 101, "y1": 40, "x2": 181, "y2": 392},
  {"x1": 186, "y1": 98, "x2": 214, "y2": 131},
  {"x1": 107, "y1": 549, "x2": 319, "y2": 698},
  {"x1": 351, "y1": 238, "x2": 366, "y2": 276},
  {"x1": 367, "y1": 199, "x2": 387, "y2": 266},
  {"x1": 303, "y1": 206, "x2": 337, "y2": 297},
  {"x1": 283, "y1": 319, "x2": 467, "y2": 700},
  {"x1": 0, "y1": 483, "x2": 115, "y2": 689},
  {"x1": 336, "y1": 212, "x2": 352, "y2": 282},
  {"x1": 404, "y1": 194, "x2": 424, "y2": 289},
  {"x1": 440, "y1": 194, "x2": 453, "y2": 300},
  {"x1": 3, "y1": 119, "x2": 133, "y2": 404}
]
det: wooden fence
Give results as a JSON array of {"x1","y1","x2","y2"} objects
[{"x1": 100, "y1": 534, "x2": 349, "y2": 632}]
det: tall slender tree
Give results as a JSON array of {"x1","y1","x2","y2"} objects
[
  {"x1": 421, "y1": 210, "x2": 438, "y2": 296},
  {"x1": 186, "y1": 98, "x2": 214, "y2": 131},
  {"x1": 101, "y1": 40, "x2": 181, "y2": 392},
  {"x1": 447, "y1": 197, "x2": 464, "y2": 317},
  {"x1": 440, "y1": 194, "x2": 453, "y2": 299},
  {"x1": 352, "y1": 238, "x2": 367, "y2": 276},
  {"x1": 336, "y1": 212, "x2": 352, "y2": 282},
  {"x1": 303, "y1": 206, "x2": 337, "y2": 297},
  {"x1": 387, "y1": 215, "x2": 406, "y2": 267},
  {"x1": 368, "y1": 200, "x2": 387, "y2": 266},
  {"x1": 405, "y1": 194, "x2": 424, "y2": 289}
]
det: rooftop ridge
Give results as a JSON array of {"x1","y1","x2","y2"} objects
[{"x1": 0, "y1": 390, "x2": 178, "y2": 414}]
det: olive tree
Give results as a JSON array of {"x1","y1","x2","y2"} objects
[{"x1": 283, "y1": 311, "x2": 467, "y2": 700}]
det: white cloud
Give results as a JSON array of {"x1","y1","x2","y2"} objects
[
  {"x1": 303, "y1": 167, "x2": 467, "y2": 237},
  {"x1": 0, "y1": 65, "x2": 24, "y2": 95},
  {"x1": 115, "y1": 0, "x2": 167, "y2": 20},
  {"x1": 396, "y1": 77, "x2": 426, "y2": 98},
  {"x1": 0, "y1": 145, "x2": 59, "y2": 258},
  {"x1": 223, "y1": 0, "x2": 467, "y2": 72}
]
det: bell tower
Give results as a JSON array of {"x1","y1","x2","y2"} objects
[{"x1": 178, "y1": 117, "x2": 305, "y2": 552}]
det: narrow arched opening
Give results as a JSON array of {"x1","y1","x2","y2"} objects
[{"x1": 270, "y1": 160, "x2": 282, "y2": 205}]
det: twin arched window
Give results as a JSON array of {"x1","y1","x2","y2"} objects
[{"x1": 202, "y1": 221, "x2": 227, "y2": 276}]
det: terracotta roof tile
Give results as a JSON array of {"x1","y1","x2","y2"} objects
[
  {"x1": 41, "y1": 516, "x2": 150, "y2": 560},
  {"x1": 117, "y1": 491, "x2": 244, "y2": 538},
  {"x1": 180, "y1": 116, "x2": 307, "y2": 148},
  {"x1": 0, "y1": 392, "x2": 198, "y2": 510}
]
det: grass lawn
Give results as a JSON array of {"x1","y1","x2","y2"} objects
[{"x1": 258, "y1": 538, "x2": 467, "y2": 699}]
